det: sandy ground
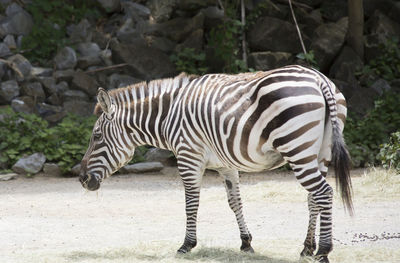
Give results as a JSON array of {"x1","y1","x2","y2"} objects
[{"x1": 0, "y1": 168, "x2": 399, "y2": 263}]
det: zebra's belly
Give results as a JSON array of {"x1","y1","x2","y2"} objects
[{"x1": 205, "y1": 149, "x2": 285, "y2": 172}]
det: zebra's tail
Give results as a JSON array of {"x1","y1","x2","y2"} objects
[
  {"x1": 317, "y1": 72, "x2": 354, "y2": 216},
  {"x1": 332, "y1": 126, "x2": 354, "y2": 216}
]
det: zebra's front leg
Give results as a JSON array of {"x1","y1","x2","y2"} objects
[
  {"x1": 219, "y1": 169, "x2": 254, "y2": 253},
  {"x1": 176, "y1": 157, "x2": 204, "y2": 254}
]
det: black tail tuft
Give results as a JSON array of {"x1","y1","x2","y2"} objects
[{"x1": 332, "y1": 127, "x2": 354, "y2": 216}]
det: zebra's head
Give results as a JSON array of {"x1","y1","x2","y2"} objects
[{"x1": 79, "y1": 88, "x2": 135, "y2": 191}]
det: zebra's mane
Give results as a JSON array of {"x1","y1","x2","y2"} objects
[{"x1": 94, "y1": 72, "x2": 197, "y2": 115}]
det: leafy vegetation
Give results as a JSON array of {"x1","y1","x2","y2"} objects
[
  {"x1": 170, "y1": 48, "x2": 208, "y2": 75},
  {"x1": 358, "y1": 37, "x2": 400, "y2": 84},
  {"x1": 296, "y1": 50, "x2": 319, "y2": 69},
  {"x1": 344, "y1": 92, "x2": 400, "y2": 167},
  {"x1": 0, "y1": 107, "x2": 97, "y2": 174},
  {"x1": 378, "y1": 132, "x2": 400, "y2": 173},
  {"x1": 21, "y1": 0, "x2": 102, "y2": 65}
]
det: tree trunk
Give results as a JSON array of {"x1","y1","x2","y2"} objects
[{"x1": 347, "y1": 0, "x2": 364, "y2": 60}]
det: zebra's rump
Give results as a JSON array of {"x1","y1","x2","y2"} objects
[{"x1": 179, "y1": 65, "x2": 328, "y2": 172}]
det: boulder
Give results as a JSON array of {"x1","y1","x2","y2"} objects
[
  {"x1": 365, "y1": 10, "x2": 400, "y2": 42},
  {"x1": 72, "y1": 71, "x2": 98, "y2": 96},
  {"x1": 3, "y1": 34, "x2": 16, "y2": 49},
  {"x1": 7, "y1": 54, "x2": 32, "y2": 81},
  {"x1": 30, "y1": 67, "x2": 53, "y2": 78},
  {"x1": 120, "y1": 161, "x2": 164, "y2": 173},
  {"x1": 0, "y1": 79, "x2": 19, "y2": 104},
  {"x1": 12, "y1": 153, "x2": 46, "y2": 175},
  {"x1": 200, "y1": 6, "x2": 224, "y2": 30},
  {"x1": 116, "y1": 17, "x2": 140, "y2": 43},
  {"x1": 53, "y1": 69, "x2": 75, "y2": 82},
  {"x1": 329, "y1": 46, "x2": 363, "y2": 86},
  {"x1": 144, "y1": 148, "x2": 175, "y2": 166},
  {"x1": 63, "y1": 100, "x2": 95, "y2": 117},
  {"x1": 62, "y1": 89, "x2": 89, "y2": 102},
  {"x1": 66, "y1": 19, "x2": 92, "y2": 43},
  {"x1": 147, "y1": 0, "x2": 177, "y2": 23},
  {"x1": 0, "y1": 173, "x2": 17, "y2": 181},
  {"x1": 37, "y1": 103, "x2": 66, "y2": 123},
  {"x1": 76, "y1": 42, "x2": 102, "y2": 69},
  {"x1": 310, "y1": 17, "x2": 348, "y2": 72},
  {"x1": 370, "y1": 79, "x2": 392, "y2": 96},
  {"x1": 122, "y1": 1, "x2": 150, "y2": 22},
  {"x1": 21, "y1": 82, "x2": 46, "y2": 102},
  {"x1": 54, "y1": 47, "x2": 77, "y2": 70},
  {"x1": 248, "y1": 51, "x2": 293, "y2": 71},
  {"x1": 111, "y1": 41, "x2": 176, "y2": 80},
  {"x1": 97, "y1": 0, "x2": 120, "y2": 13},
  {"x1": 175, "y1": 29, "x2": 203, "y2": 52},
  {"x1": 0, "y1": 5, "x2": 33, "y2": 37},
  {"x1": 108, "y1": 73, "x2": 142, "y2": 90},
  {"x1": 11, "y1": 96, "x2": 35, "y2": 114},
  {"x1": 43, "y1": 163, "x2": 62, "y2": 177},
  {"x1": 248, "y1": 16, "x2": 303, "y2": 53},
  {"x1": 319, "y1": 0, "x2": 347, "y2": 22},
  {"x1": 71, "y1": 163, "x2": 81, "y2": 176},
  {"x1": 44, "y1": 81, "x2": 68, "y2": 96},
  {"x1": 147, "y1": 36, "x2": 176, "y2": 53},
  {"x1": 0, "y1": 43, "x2": 11, "y2": 57}
]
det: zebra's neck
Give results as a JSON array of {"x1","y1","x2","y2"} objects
[{"x1": 111, "y1": 73, "x2": 194, "y2": 150}]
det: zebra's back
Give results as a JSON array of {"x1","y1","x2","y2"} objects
[{"x1": 175, "y1": 65, "x2": 339, "y2": 172}]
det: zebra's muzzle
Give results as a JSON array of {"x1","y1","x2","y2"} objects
[{"x1": 79, "y1": 173, "x2": 102, "y2": 191}]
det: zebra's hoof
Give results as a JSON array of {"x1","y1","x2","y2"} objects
[
  {"x1": 240, "y1": 246, "x2": 255, "y2": 253},
  {"x1": 315, "y1": 255, "x2": 329, "y2": 263},
  {"x1": 177, "y1": 240, "x2": 197, "y2": 254}
]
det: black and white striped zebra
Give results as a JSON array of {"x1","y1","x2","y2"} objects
[{"x1": 79, "y1": 65, "x2": 353, "y2": 263}]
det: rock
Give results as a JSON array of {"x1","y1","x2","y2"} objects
[
  {"x1": 37, "y1": 103, "x2": 65, "y2": 123},
  {"x1": 100, "y1": 49, "x2": 113, "y2": 66},
  {"x1": 7, "y1": 54, "x2": 32, "y2": 81},
  {"x1": 0, "y1": 79, "x2": 19, "y2": 104},
  {"x1": 0, "y1": 42, "x2": 11, "y2": 57},
  {"x1": 72, "y1": 71, "x2": 98, "y2": 96},
  {"x1": 30, "y1": 67, "x2": 53, "y2": 78},
  {"x1": 63, "y1": 100, "x2": 95, "y2": 117},
  {"x1": 39, "y1": 77, "x2": 56, "y2": 91},
  {"x1": 248, "y1": 16, "x2": 303, "y2": 53},
  {"x1": 116, "y1": 17, "x2": 140, "y2": 43},
  {"x1": 329, "y1": 46, "x2": 363, "y2": 86},
  {"x1": 54, "y1": 47, "x2": 77, "y2": 70},
  {"x1": 108, "y1": 73, "x2": 142, "y2": 89},
  {"x1": 248, "y1": 51, "x2": 293, "y2": 71},
  {"x1": 62, "y1": 89, "x2": 89, "y2": 102},
  {"x1": 67, "y1": 19, "x2": 92, "y2": 43},
  {"x1": 147, "y1": 0, "x2": 177, "y2": 23},
  {"x1": 120, "y1": 161, "x2": 164, "y2": 173},
  {"x1": 365, "y1": 10, "x2": 400, "y2": 42},
  {"x1": 44, "y1": 81, "x2": 68, "y2": 96},
  {"x1": 364, "y1": 0, "x2": 396, "y2": 19},
  {"x1": 147, "y1": 36, "x2": 176, "y2": 53},
  {"x1": 11, "y1": 96, "x2": 35, "y2": 114},
  {"x1": 12, "y1": 153, "x2": 46, "y2": 175},
  {"x1": 76, "y1": 42, "x2": 102, "y2": 69},
  {"x1": 201, "y1": 6, "x2": 224, "y2": 30},
  {"x1": 97, "y1": 0, "x2": 120, "y2": 13},
  {"x1": 371, "y1": 79, "x2": 392, "y2": 96},
  {"x1": 53, "y1": 69, "x2": 75, "y2": 82},
  {"x1": 0, "y1": 6, "x2": 33, "y2": 37},
  {"x1": 320, "y1": 0, "x2": 347, "y2": 22},
  {"x1": 310, "y1": 17, "x2": 348, "y2": 72},
  {"x1": 144, "y1": 148, "x2": 175, "y2": 166},
  {"x1": 71, "y1": 163, "x2": 81, "y2": 176},
  {"x1": 122, "y1": 1, "x2": 150, "y2": 22},
  {"x1": 3, "y1": 34, "x2": 16, "y2": 49},
  {"x1": 0, "y1": 173, "x2": 17, "y2": 181},
  {"x1": 175, "y1": 29, "x2": 203, "y2": 52},
  {"x1": 21, "y1": 82, "x2": 46, "y2": 102},
  {"x1": 6, "y1": 3, "x2": 23, "y2": 16},
  {"x1": 43, "y1": 163, "x2": 62, "y2": 177},
  {"x1": 111, "y1": 41, "x2": 176, "y2": 80}
]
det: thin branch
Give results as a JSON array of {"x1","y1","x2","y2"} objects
[
  {"x1": 0, "y1": 58, "x2": 24, "y2": 78},
  {"x1": 288, "y1": 0, "x2": 307, "y2": 55},
  {"x1": 85, "y1": 63, "x2": 128, "y2": 74}
]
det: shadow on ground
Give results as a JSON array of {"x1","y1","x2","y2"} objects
[{"x1": 65, "y1": 246, "x2": 297, "y2": 262}]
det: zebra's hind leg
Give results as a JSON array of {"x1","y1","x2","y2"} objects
[
  {"x1": 218, "y1": 168, "x2": 254, "y2": 253},
  {"x1": 289, "y1": 161, "x2": 333, "y2": 263}
]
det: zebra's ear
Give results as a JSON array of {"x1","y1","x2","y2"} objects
[{"x1": 97, "y1": 87, "x2": 114, "y2": 117}]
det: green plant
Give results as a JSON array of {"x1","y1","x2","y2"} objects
[
  {"x1": 344, "y1": 92, "x2": 400, "y2": 167},
  {"x1": 358, "y1": 37, "x2": 400, "y2": 83},
  {"x1": 378, "y1": 131, "x2": 400, "y2": 173},
  {"x1": 21, "y1": 0, "x2": 102, "y2": 65},
  {"x1": 208, "y1": 0, "x2": 247, "y2": 73},
  {"x1": 170, "y1": 48, "x2": 208, "y2": 75},
  {"x1": 296, "y1": 50, "x2": 319, "y2": 69}
]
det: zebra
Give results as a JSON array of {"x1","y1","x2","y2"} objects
[{"x1": 79, "y1": 65, "x2": 353, "y2": 263}]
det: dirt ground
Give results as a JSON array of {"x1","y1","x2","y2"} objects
[{"x1": 0, "y1": 168, "x2": 399, "y2": 263}]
